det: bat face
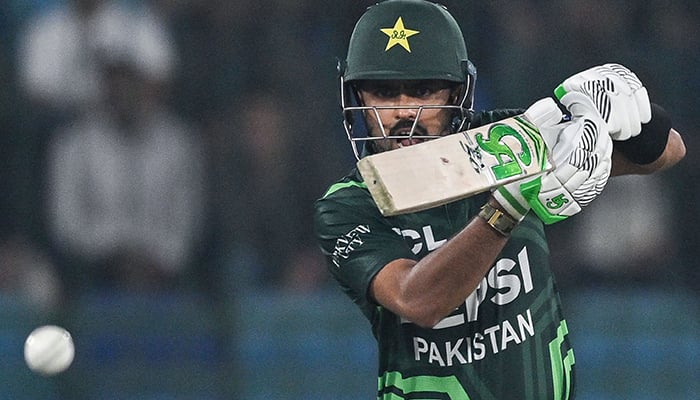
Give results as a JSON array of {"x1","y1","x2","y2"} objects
[{"x1": 358, "y1": 114, "x2": 553, "y2": 216}]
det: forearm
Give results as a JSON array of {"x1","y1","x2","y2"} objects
[
  {"x1": 611, "y1": 128, "x2": 686, "y2": 176},
  {"x1": 371, "y1": 196, "x2": 509, "y2": 328}
]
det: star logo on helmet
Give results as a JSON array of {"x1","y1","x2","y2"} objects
[{"x1": 380, "y1": 17, "x2": 420, "y2": 53}]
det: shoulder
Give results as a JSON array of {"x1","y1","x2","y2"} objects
[
  {"x1": 318, "y1": 170, "x2": 367, "y2": 200},
  {"x1": 314, "y1": 168, "x2": 394, "y2": 238},
  {"x1": 316, "y1": 167, "x2": 371, "y2": 200},
  {"x1": 315, "y1": 169, "x2": 375, "y2": 219}
]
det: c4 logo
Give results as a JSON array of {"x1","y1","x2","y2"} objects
[{"x1": 546, "y1": 194, "x2": 570, "y2": 210}]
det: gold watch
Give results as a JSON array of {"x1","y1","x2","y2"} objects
[{"x1": 478, "y1": 203, "x2": 518, "y2": 236}]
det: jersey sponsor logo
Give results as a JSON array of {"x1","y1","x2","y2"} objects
[
  {"x1": 407, "y1": 246, "x2": 537, "y2": 366},
  {"x1": 395, "y1": 226, "x2": 535, "y2": 324},
  {"x1": 463, "y1": 246, "x2": 534, "y2": 322},
  {"x1": 331, "y1": 224, "x2": 370, "y2": 268},
  {"x1": 393, "y1": 225, "x2": 446, "y2": 254},
  {"x1": 401, "y1": 246, "x2": 534, "y2": 326}
]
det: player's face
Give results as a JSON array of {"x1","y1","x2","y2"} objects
[{"x1": 357, "y1": 80, "x2": 457, "y2": 153}]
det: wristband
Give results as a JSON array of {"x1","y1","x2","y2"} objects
[
  {"x1": 479, "y1": 202, "x2": 518, "y2": 236},
  {"x1": 614, "y1": 103, "x2": 671, "y2": 164}
]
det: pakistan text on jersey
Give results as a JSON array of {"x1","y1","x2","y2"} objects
[{"x1": 414, "y1": 308, "x2": 534, "y2": 366}]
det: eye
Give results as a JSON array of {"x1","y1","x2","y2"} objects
[
  {"x1": 412, "y1": 86, "x2": 435, "y2": 98},
  {"x1": 372, "y1": 87, "x2": 400, "y2": 99}
]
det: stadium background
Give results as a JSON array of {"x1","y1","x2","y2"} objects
[{"x1": 0, "y1": 1, "x2": 697, "y2": 399}]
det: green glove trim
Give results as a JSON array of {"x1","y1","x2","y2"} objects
[
  {"x1": 495, "y1": 186, "x2": 529, "y2": 218},
  {"x1": 554, "y1": 84, "x2": 567, "y2": 101},
  {"x1": 520, "y1": 177, "x2": 569, "y2": 225}
]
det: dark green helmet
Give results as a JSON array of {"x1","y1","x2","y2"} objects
[
  {"x1": 340, "y1": 0, "x2": 476, "y2": 159},
  {"x1": 344, "y1": 0, "x2": 471, "y2": 83}
]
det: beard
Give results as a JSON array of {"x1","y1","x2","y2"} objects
[
  {"x1": 368, "y1": 119, "x2": 437, "y2": 153},
  {"x1": 367, "y1": 119, "x2": 448, "y2": 153}
]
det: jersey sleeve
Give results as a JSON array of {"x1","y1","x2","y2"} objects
[{"x1": 314, "y1": 182, "x2": 414, "y2": 318}]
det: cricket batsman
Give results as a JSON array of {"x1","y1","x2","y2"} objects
[{"x1": 314, "y1": 1, "x2": 686, "y2": 398}]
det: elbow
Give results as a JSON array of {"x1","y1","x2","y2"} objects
[
  {"x1": 370, "y1": 258, "x2": 462, "y2": 329},
  {"x1": 673, "y1": 129, "x2": 687, "y2": 162},
  {"x1": 611, "y1": 128, "x2": 686, "y2": 176},
  {"x1": 406, "y1": 311, "x2": 440, "y2": 329},
  {"x1": 396, "y1": 300, "x2": 451, "y2": 329},
  {"x1": 651, "y1": 128, "x2": 686, "y2": 173},
  {"x1": 413, "y1": 316, "x2": 444, "y2": 329}
]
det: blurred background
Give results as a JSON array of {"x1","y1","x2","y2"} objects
[{"x1": 0, "y1": 0, "x2": 697, "y2": 399}]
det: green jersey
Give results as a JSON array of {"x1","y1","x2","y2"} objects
[{"x1": 313, "y1": 110, "x2": 575, "y2": 400}]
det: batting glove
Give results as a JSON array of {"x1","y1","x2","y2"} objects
[
  {"x1": 554, "y1": 63, "x2": 651, "y2": 141},
  {"x1": 494, "y1": 96, "x2": 613, "y2": 224},
  {"x1": 492, "y1": 98, "x2": 562, "y2": 222}
]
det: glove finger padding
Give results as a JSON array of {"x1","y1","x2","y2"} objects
[
  {"x1": 494, "y1": 95, "x2": 613, "y2": 225},
  {"x1": 525, "y1": 114, "x2": 613, "y2": 224},
  {"x1": 523, "y1": 97, "x2": 564, "y2": 147},
  {"x1": 556, "y1": 63, "x2": 651, "y2": 141}
]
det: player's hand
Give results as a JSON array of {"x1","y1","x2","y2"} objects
[
  {"x1": 492, "y1": 98, "x2": 562, "y2": 222},
  {"x1": 555, "y1": 63, "x2": 651, "y2": 141},
  {"x1": 493, "y1": 97, "x2": 613, "y2": 224},
  {"x1": 527, "y1": 95, "x2": 613, "y2": 224}
]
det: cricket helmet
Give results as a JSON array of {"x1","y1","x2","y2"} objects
[{"x1": 339, "y1": 0, "x2": 476, "y2": 158}]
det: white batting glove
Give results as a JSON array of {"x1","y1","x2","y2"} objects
[
  {"x1": 528, "y1": 93, "x2": 613, "y2": 223},
  {"x1": 492, "y1": 98, "x2": 562, "y2": 222},
  {"x1": 494, "y1": 96, "x2": 613, "y2": 224},
  {"x1": 555, "y1": 63, "x2": 651, "y2": 141}
]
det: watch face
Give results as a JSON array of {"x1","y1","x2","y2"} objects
[{"x1": 480, "y1": 204, "x2": 516, "y2": 236}]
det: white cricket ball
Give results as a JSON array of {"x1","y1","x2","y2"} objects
[{"x1": 24, "y1": 325, "x2": 75, "y2": 376}]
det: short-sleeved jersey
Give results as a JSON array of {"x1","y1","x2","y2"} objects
[{"x1": 314, "y1": 110, "x2": 576, "y2": 400}]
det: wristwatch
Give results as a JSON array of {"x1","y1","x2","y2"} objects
[{"x1": 478, "y1": 202, "x2": 518, "y2": 236}]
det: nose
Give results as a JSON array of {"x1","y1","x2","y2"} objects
[{"x1": 394, "y1": 93, "x2": 418, "y2": 120}]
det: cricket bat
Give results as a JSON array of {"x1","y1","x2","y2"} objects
[{"x1": 358, "y1": 114, "x2": 553, "y2": 216}]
